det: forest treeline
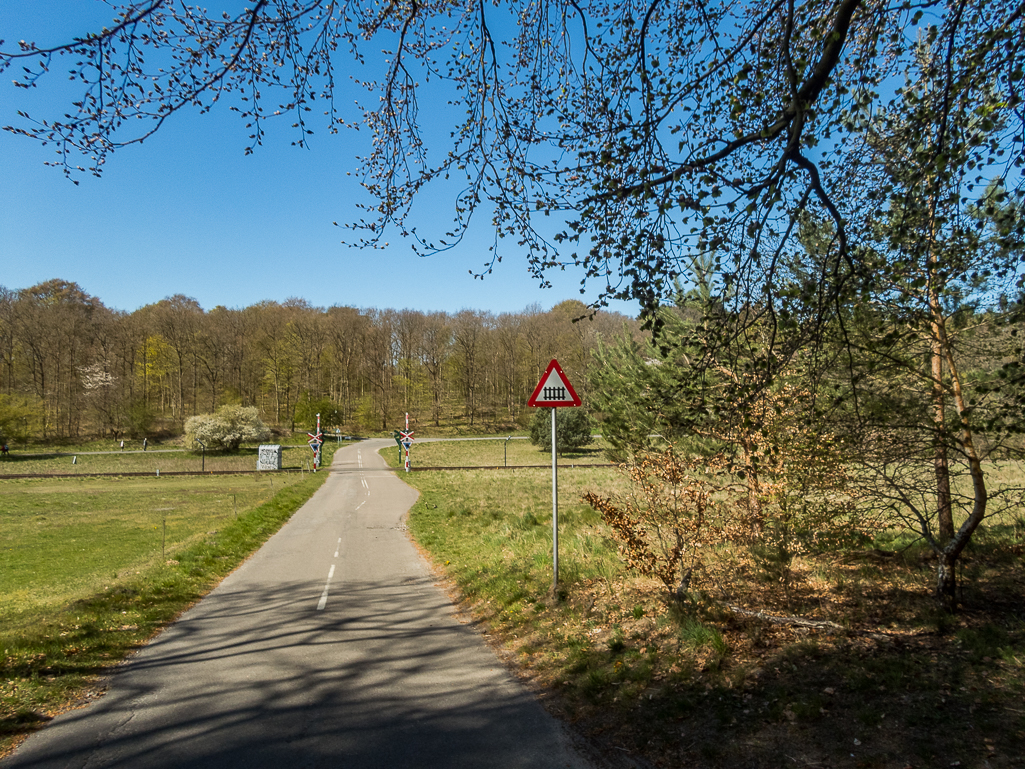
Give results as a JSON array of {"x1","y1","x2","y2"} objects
[{"x1": 0, "y1": 279, "x2": 637, "y2": 441}]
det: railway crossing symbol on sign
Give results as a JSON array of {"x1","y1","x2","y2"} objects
[{"x1": 527, "y1": 359, "x2": 581, "y2": 407}]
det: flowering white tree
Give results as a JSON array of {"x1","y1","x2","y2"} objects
[{"x1": 184, "y1": 405, "x2": 270, "y2": 451}]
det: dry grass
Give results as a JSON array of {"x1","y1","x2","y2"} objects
[{"x1": 398, "y1": 449, "x2": 1025, "y2": 769}]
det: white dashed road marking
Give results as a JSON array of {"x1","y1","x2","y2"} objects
[{"x1": 316, "y1": 563, "x2": 336, "y2": 611}]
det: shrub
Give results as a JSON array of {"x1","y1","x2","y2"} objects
[
  {"x1": 0, "y1": 393, "x2": 43, "y2": 444},
  {"x1": 583, "y1": 382, "x2": 868, "y2": 606},
  {"x1": 529, "y1": 407, "x2": 595, "y2": 453},
  {"x1": 294, "y1": 396, "x2": 339, "y2": 432},
  {"x1": 184, "y1": 405, "x2": 270, "y2": 451}
]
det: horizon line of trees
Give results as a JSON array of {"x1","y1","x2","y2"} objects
[{"x1": 0, "y1": 279, "x2": 637, "y2": 442}]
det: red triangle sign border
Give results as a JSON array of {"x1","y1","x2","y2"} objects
[{"x1": 527, "y1": 359, "x2": 582, "y2": 407}]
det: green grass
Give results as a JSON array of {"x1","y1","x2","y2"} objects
[
  {"x1": 388, "y1": 439, "x2": 1025, "y2": 769},
  {"x1": 384, "y1": 436, "x2": 612, "y2": 469},
  {"x1": 5, "y1": 437, "x2": 1024, "y2": 767},
  {"x1": 0, "y1": 443, "x2": 338, "y2": 755},
  {"x1": 0, "y1": 443, "x2": 333, "y2": 476},
  {"x1": 1, "y1": 476, "x2": 279, "y2": 616},
  {"x1": 402, "y1": 466, "x2": 622, "y2": 596}
]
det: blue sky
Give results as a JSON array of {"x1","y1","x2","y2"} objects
[{"x1": 0, "y1": 2, "x2": 640, "y2": 317}]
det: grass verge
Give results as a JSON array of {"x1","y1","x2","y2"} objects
[
  {"x1": 0, "y1": 443, "x2": 332, "y2": 476},
  {"x1": 393, "y1": 445, "x2": 1025, "y2": 769},
  {"x1": 0, "y1": 443, "x2": 337, "y2": 756},
  {"x1": 384, "y1": 436, "x2": 610, "y2": 469}
]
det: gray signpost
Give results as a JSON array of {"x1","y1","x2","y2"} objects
[{"x1": 527, "y1": 359, "x2": 581, "y2": 593}]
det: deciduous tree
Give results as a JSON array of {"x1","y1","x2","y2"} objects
[
  {"x1": 2, "y1": 0, "x2": 1020, "y2": 322},
  {"x1": 184, "y1": 404, "x2": 270, "y2": 451},
  {"x1": 821, "y1": 48, "x2": 1025, "y2": 608}
]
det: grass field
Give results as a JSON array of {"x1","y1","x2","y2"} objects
[
  {"x1": 388, "y1": 442, "x2": 1025, "y2": 769},
  {"x1": 0, "y1": 442, "x2": 340, "y2": 755},
  {"x1": 0, "y1": 443, "x2": 328, "y2": 476},
  {"x1": 2, "y1": 475, "x2": 287, "y2": 615},
  {"x1": 4, "y1": 437, "x2": 1023, "y2": 767},
  {"x1": 387, "y1": 435, "x2": 612, "y2": 469}
]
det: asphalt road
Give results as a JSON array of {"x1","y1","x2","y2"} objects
[{"x1": 3, "y1": 440, "x2": 595, "y2": 769}]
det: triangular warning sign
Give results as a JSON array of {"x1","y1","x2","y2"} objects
[{"x1": 528, "y1": 359, "x2": 581, "y2": 407}]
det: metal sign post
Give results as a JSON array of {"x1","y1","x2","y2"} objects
[
  {"x1": 395, "y1": 414, "x2": 414, "y2": 473},
  {"x1": 307, "y1": 413, "x2": 324, "y2": 471},
  {"x1": 527, "y1": 359, "x2": 581, "y2": 595},
  {"x1": 403, "y1": 413, "x2": 411, "y2": 472},
  {"x1": 551, "y1": 406, "x2": 558, "y2": 591}
]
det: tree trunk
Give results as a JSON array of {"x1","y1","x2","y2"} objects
[
  {"x1": 927, "y1": 202, "x2": 954, "y2": 544},
  {"x1": 936, "y1": 550, "x2": 957, "y2": 612},
  {"x1": 931, "y1": 322, "x2": 954, "y2": 543},
  {"x1": 933, "y1": 318, "x2": 988, "y2": 613}
]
